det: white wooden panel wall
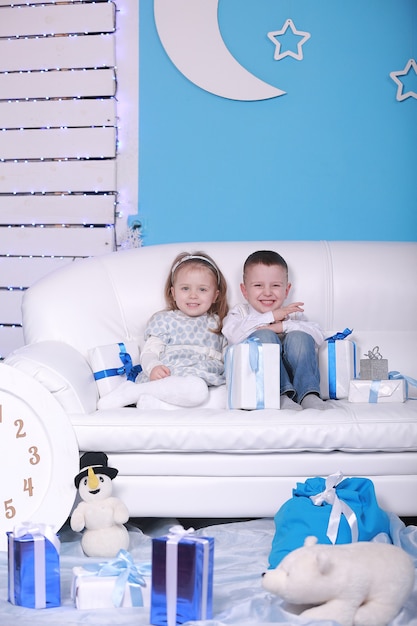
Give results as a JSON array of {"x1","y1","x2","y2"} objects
[{"x1": 0, "y1": 0, "x2": 120, "y2": 359}]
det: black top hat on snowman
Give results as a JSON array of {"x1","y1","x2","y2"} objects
[{"x1": 74, "y1": 451, "x2": 118, "y2": 488}]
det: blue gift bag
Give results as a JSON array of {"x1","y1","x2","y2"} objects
[{"x1": 268, "y1": 471, "x2": 391, "y2": 569}]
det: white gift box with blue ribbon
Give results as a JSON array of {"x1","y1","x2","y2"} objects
[
  {"x1": 225, "y1": 338, "x2": 280, "y2": 410},
  {"x1": 71, "y1": 550, "x2": 151, "y2": 609},
  {"x1": 348, "y1": 378, "x2": 405, "y2": 403},
  {"x1": 87, "y1": 341, "x2": 142, "y2": 397},
  {"x1": 319, "y1": 328, "x2": 357, "y2": 400}
]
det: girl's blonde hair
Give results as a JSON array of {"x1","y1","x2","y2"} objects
[{"x1": 164, "y1": 251, "x2": 229, "y2": 332}]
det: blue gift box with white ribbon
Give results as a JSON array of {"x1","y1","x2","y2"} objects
[
  {"x1": 150, "y1": 526, "x2": 214, "y2": 626},
  {"x1": 319, "y1": 328, "x2": 357, "y2": 400},
  {"x1": 7, "y1": 524, "x2": 60, "y2": 609},
  {"x1": 225, "y1": 338, "x2": 280, "y2": 409}
]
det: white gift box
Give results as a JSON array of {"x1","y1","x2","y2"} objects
[
  {"x1": 319, "y1": 334, "x2": 356, "y2": 400},
  {"x1": 348, "y1": 379, "x2": 405, "y2": 403},
  {"x1": 71, "y1": 564, "x2": 150, "y2": 609},
  {"x1": 225, "y1": 340, "x2": 280, "y2": 410},
  {"x1": 88, "y1": 341, "x2": 141, "y2": 397}
]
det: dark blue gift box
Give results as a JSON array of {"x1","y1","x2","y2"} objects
[
  {"x1": 7, "y1": 525, "x2": 61, "y2": 609},
  {"x1": 150, "y1": 526, "x2": 214, "y2": 626}
]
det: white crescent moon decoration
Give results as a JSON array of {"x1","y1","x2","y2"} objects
[{"x1": 153, "y1": 0, "x2": 286, "y2": 101}]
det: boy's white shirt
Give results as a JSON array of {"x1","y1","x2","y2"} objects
[{"x1": 222, "y1": 303, "x2": 325, "y2": 347}]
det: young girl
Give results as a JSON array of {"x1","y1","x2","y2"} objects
[{"x1": 98, "y1": 251, "x2": 228, "y2": 410}]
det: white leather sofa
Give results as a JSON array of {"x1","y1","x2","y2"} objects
[{"x1": 5, "y1": 241, "x2": 417, "y2": 522}]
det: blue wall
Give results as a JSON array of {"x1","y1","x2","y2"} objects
[{"x1": 139, "y1": 0, "x2": 417, "y2": 245}]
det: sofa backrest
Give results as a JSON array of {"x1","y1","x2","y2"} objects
[{"x1": 21, "y1": 241, "x2": 417, "y2": 378}]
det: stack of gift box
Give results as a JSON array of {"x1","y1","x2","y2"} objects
[
  {"x1": 224, "y1": 329, "x2": 406, "y2": 408},
  {"x1": 349, "y1": 344, "x2": 405, "y2": 403},
  {"x1": 7, "y1": 522, "x2": 214, "y2": 625},
  {"x1": 318, "y1": 328, "x2": 405, "y2": 403}
]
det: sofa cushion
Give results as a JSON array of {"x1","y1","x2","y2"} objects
[{"x1": 71, "y1": 401, "x2": 417, "y2": 454}]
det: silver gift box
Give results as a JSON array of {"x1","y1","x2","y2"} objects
[{"x1": 359, "y1": 358, "x2": 388, "y2": 380}]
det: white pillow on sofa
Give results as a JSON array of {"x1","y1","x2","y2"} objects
[{"x1": 5, "y1": 341, "x2": 97, "y2": 414}]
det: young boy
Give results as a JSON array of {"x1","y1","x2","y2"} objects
[{"x1": 222, "y1": 250, "x2": 328, "y2": 410}]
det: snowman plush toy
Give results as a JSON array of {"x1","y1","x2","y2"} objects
[{"x1": 70, "y1": 451, "x2": 130, "y2": 557}]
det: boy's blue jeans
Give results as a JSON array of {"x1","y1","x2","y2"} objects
[{"x1": 248, "y1": 329, "x2": 320, "y2": 402}]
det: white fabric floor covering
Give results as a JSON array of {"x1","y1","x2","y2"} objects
[{"x1": 1, "y1": 515, "x2": 416, "y2": 626}]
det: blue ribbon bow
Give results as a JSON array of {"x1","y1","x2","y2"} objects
[
  {"x1": 94, "y1": 342, "x2": 142, "y2": 383},
  {"x1": 388, "y1": 370, "x2": 417, "y2": 400},
  {"x1": 83, "y1": 550, "x2": 151, "y2": 607},
  {"x1": 325, "y1": 328, "x2": 355, "y2": 399},
  {"x1": 225, "y1": 337, "x2": 265, "y2": 409},
  {"x1": 246, "y1": 337, "x2": 265, "y2": 409},
  {"x1": 326, "y1": 328, "x2": 353, "y2": 343}
]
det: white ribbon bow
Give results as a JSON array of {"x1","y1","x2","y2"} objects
[
  {"x1": 168, "y1": 524, "x2": 196, "y2": 538},
  {"x1": 310, "y1": 471, "x2": 359, "y2": 544},
  {"x1": 13, "y1": 522, "x2": 60, "y2": 552},
  {"x1": 166, "y1": 526, "x2": 195, "y2": 626},
  {"x1": 9, "y1": 522, "x2": 60, "y2": 609},
  {"x1": 165, "y1": 525, "x2": 210, "y2": 626}
]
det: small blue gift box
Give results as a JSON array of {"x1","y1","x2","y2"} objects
[
  {"x1": 7, "y1": 523, "x2": 60, "y2": 609},
  {"x1": 150, "y1": 525, "x2": 214, "y2": 626}
]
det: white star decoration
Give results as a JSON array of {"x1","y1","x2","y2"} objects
[
  {"x1": 267, "y1": 18, "x2": 311, "y2": 61},
  {"x1": 389, "y1": 58, "x2": 417, "y2": 101}
]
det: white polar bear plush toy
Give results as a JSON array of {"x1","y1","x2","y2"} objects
[{"x1": 262, "y1": 536, "x2": 415, "y2": 626}]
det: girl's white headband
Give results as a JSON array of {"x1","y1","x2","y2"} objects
[{"x1": 171, "y1": 255, "x2": 221, "y2": 285}]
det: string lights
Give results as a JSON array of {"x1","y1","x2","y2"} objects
[{"x1": 0, "y1": 0, "x2": 119, "y2": 359}]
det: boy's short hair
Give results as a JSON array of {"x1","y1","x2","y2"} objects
[{"x1": 243, "y1": 250, "x2": 288, "y2": 281}]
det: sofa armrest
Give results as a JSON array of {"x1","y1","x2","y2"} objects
[{"x1": 5, "y1": 340, "x2": 97, "y2": 414}]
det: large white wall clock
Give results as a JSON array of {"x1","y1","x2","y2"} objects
[
  {"x1": 0, "y1": 364, "x2": 79, "y2": 551},
  {"x1": 154, "y1": 0, "x2": 286, "y2": 101}
]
